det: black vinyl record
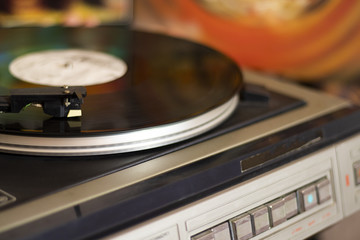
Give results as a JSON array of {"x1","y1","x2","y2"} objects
[{"x1": 0, "y1": 26, "x2": 242, "y2": 155}]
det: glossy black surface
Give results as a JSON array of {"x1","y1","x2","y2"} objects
[
  {"x1": 0, "y1": 26, "x2": 242, "y2": 136},
  {"x1": 0, "y1": 88, "x2": 304, "y2": 210}
]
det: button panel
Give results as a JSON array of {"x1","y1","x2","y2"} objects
[{"x1": 191, "y1": 177, "x2": 332, "y2": 240}]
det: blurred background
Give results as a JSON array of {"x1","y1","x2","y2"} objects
[
  {"x1": 0, "y1": 0, "x2": 360, "y2": 103},
  {"x1": 133, "y1": 0, "x2": 360, "y2": 104}
]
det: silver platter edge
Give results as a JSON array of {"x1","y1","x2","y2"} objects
[{"x1": 0, "y1": 94, "x2": 239, "y2": 156}]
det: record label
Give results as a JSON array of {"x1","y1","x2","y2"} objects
[{"x1": 9, "y1": 49, "x2": 127, "y2": 86}]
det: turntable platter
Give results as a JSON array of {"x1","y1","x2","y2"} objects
[{"x1": 0, "y1": 26, "x2": 242, "y2": 155}]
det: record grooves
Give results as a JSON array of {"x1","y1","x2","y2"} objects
[{"x1": 0, "y1": 26, "x2": 242, "y2": 155}]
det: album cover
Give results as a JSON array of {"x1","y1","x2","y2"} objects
[{"x1": 0, "y1": 0, "x2": 132, "y2": 27}]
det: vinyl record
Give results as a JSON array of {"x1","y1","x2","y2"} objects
[{"x1": 0, "y1": 26, "x2": 242, "y2": 155}]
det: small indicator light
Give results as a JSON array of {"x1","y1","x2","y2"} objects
[
  {"x1": 307, "y1": 194, "x2": 314, "y2": 203},
  {"x1": 346, "y1": 174, "x2": 350, "y2": 187}
]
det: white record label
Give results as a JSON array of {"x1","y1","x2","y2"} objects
[{"x1": 9, "y1": 49, "x2": 127, "y2": 86}]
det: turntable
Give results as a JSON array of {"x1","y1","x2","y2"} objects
[{"x1": 1, "y1": 26, "x2": 360, "y2": 240}]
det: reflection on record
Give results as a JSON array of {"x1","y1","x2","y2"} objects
[
  {"x1": 0, "y1": 26, "x2": 242, "y2": 155},
  {"x1": 0, "y1": 26, "x2": 242, "y2": 136}
]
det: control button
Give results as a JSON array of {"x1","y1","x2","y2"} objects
[
  {"x1": 212, "y1": 223, "x2": 231, "y2": 240},
  {"x1": 267, "y1": 198, "x2": 286, "y2": 227},
  {"x1": 229, "y1": 213, "x2": 253, "y2": 240},
  {"x1": 316, "y1": 178, "x2": 332, "y2": 204},
  {"x1": 249, "y1": 206, "x2": 270, "y2": 235},
  {"x1": 191, "y1": 222, "x2": 231, "y2": 240},
  {"x1": 283, "y1": 193, "x2": 298, "y2": 219},
  {"x1": 354, "y1": 161, "x2": 360, "y2": 185},
  {"x1": 298, "y1": 185, "x2": 318, "y2": 211},
  {"x1": 191, "y1": 229, "x2": 213, "y2": 240}
]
